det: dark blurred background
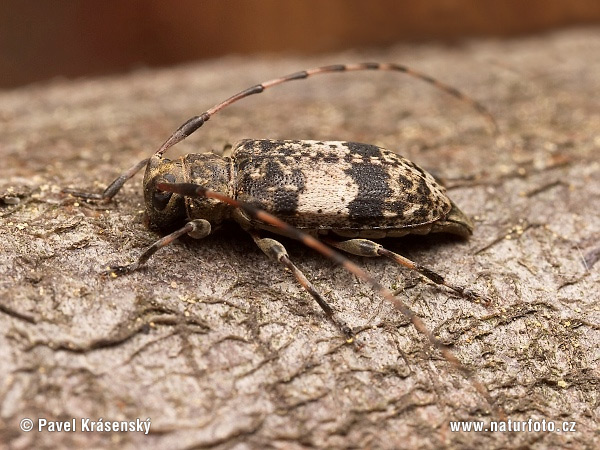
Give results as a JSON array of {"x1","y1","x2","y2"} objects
[{"x1": 2, "y1": 0, "x2": 600, "y2": 89}]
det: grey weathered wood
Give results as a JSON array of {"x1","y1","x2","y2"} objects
[{"x1": 1, "y1": 28, "x2": 599, "y2": 448}]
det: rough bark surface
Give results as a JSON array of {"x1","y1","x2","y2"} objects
[{"x1": 1, "y1": 29, "x2": 599, "y2": 448}]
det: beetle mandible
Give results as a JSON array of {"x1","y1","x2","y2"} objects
[{"x1": 65, "y1": 62, "x2": 502, "y2": 416}]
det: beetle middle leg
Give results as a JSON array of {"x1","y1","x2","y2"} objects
[
  {"x1": 250, "y1": 231, "x2": 354, "y2": 341},
  {"x1": 107, "y1": 219, "x2": 211, "y2": 276},
  {"x1": 323, "y1": 238, "x2": 490, "y2": 305}
]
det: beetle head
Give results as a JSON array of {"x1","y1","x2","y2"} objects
[
  {"x1": 143, "y1": 155, "x2": 187, "y2": 231},
  {"x1": 143, "y1": 154, "x2": 231, "y2": 231}
]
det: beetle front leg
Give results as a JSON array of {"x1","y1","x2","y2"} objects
[
  {"x1": 324, "y1": 238, "x2": 490, "y2": 305},
  {"x1": 108, "y1": 219, "x2": 211, "y2": 276},
  {"x1": 250, "y1": 232, "x2": 354, "y2": 342}
]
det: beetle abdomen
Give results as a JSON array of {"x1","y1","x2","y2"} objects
[{"x1": 232, "y1": 140, "x2": 459, "y2": 235}]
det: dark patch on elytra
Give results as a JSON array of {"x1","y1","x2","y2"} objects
[
  {"x1": 405, "y1": 192, "x2": 418, "y2": 203},
  {"x1": 253, "y1": 139, "x2": 283, "y2": 155},
  {"x1": 239, "y1": 140, "x2": 255, "y2": 152},
  {"x1": 277, "y1": 143, "x2": 303, "y2": 157},
  {"x1": 386, "y1": 201, "x2": 406, "y2": 220},
  {"x1": 398, "y1": 173, "x2": 415, "y2": 190},
  {"x1": 405, "y1": 159, "x2": 427, "y2": 178},
  {"x1": 323, "y1": 154, "x2": 339, "y2": 163},
  {"x1": 310, "y1": 151, "x2": 326, "y2": 161},
  {"x1": 416, "y1": 179, "x2": 432, "y2": 198},
  {"x1": 344, "y1": 162, "x2": 392, "y2": 221},
  {"x1": 238, "y1": 159, "x2": 306, "y2": 215},
  {"x1": 411, "y1": 204, "x2": 431, "y2": 222},
  {"x1": 342, "y1": 141, "x2": 383, "y2": 159}
]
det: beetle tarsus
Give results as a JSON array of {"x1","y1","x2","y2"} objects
[{"x1": 104, "y1": 264, "x2": 137, "y2": 277}]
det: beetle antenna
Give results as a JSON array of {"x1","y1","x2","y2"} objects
[{"x1": 155, "y1": 62, "x2": 498, "y2": 157}]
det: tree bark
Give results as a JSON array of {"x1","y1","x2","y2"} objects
[{"x1": 1, "y1": 28, "x2": 599, "y2": 448}]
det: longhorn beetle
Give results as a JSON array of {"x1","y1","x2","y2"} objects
[{"x1": 64, "y1": 62, "x2": 503, "y2": 416}]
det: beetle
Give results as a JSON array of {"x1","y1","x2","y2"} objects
[{"x1": 64, "y1": 62, "x2": 502, "y2": 416}]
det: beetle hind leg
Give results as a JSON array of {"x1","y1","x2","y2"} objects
[
  {"x1": 250, "y1": 232, "x2": 355, "y2": 342},
  {"x1": 324, "y1": 238, "x2": 490, "y2": 305}
]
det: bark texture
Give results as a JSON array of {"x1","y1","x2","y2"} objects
[{"x1": 1, "y1": 28, "x2": 599, "y2": 448}]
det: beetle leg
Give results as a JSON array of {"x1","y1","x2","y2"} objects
[
  {"x1": 324, "y1": 238, "x2": 490, "y2": 305},
  {"x1": 250, "y1": 231, "x2": 354, "y2": 342},
  {"x1": 63, "y1": 158, "x2": 150, "y2": 202},
  {"x1": 107, "y1": 219, "x2": 211, "y2": 276}
]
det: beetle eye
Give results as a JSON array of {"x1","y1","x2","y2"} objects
[{"x1": 152, "y1": 174, "x2": 176, "y2": 211}]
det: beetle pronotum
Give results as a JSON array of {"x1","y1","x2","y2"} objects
[{"x1": 65, "y1": 62, "x2": 502, "y2": 416}]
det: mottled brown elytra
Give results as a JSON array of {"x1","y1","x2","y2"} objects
[{"x1": 64, "y1": 62, "x2": 503, "y2": 417}]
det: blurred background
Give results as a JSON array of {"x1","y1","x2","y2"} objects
[{"x1": 1, "y1": 0, "x2": 600, "y2": 89}]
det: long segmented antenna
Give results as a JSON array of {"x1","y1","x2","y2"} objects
[
  {"x1": 64, "y1": 62, "x2": 498, "y2": 202},
  {"x1": 157, "y1": 181, "x2": 504, "y2": 419},
  {"x1": 156, "y1": 62, "x2": 498, "y2": 157}
]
